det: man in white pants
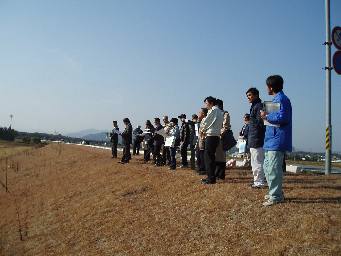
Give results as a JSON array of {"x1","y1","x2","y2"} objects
[{"x1": 246, "y1": 88, "x2": 266, "y2": 188}]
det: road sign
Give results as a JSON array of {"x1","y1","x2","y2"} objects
[
  {"x1": 333, "y1": 50, "x2": 341, "y2": 75},
  {"x1": 332, "y1": 26, "x2": 341, "y2": 50}
]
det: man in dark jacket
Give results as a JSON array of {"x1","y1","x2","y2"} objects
[
  {"x1": 239, "y1": 114, "x2": 250, "y2": 150},
  {"x1": 189, "y1": 114, "x2": 198, "y2": 170},
  {"x1": 110, "y1": 120, "x2": 119, "y2": 158},
  {"x1": 120, "y1": 118, "x2": 132, "y2": 164},
  {"x1": 132, "y1": 125, "x2": 143, "y2": 155},
  {"x1": 246, "y1": 87, "x2": 266, "y2": 188},
  {"x1": 178, "y1": 114, "x2": 190, "y2": 168},
  {"x1": 153, "y1": 118, "x2": 164, "y2": 166}
]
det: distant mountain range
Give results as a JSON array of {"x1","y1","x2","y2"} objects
[
  {"x1": 82, "y1": 132, "x2": 110, "y2": 142},
  {"x1": 65, "y1": 129, "x2": 106, "y2": 138},
  {"x1": 65, "y1": 129, "x2": 121, "y2": 143}
]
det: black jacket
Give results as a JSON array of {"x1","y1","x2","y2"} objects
[
  {"x1": 180, "y1": 121, "x2": 190, "y2": 144},
  {"x1": 110, "y1": 127, "x2": 119, "y2": 143},
  {"x1": 247, "y1": 98, "x2": 265, "y2": 148},
  {"x1": 144, "y1": 125, "x2": 155, "y2": 147},
  {"x1": 153, "y1": 124, "x2": 164, "y2": 146},
  {"x1": 188, "y1": 120, "x2": 196, "y2": 146},
  {"x1": 240, "y1": 123, "x2": 249, "y2": 149},
  {"x1": 133, "y1": 127, "x2": 143, "y2": 143},
  {"x1": 240, "y1": 124, "x2": 249, "y2": 139},
  {"x1": 121, "y1": 123, "x2": 133, "y2": 145}
]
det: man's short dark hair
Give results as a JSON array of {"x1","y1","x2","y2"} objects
[
  {"x1": 192, "y1": 114, "x2": 198, "y2": 120},
  {"x1": 123, "y1": 118, "x2": 130, "y2": 123},
  {"x1": 244, "y1": 113, "x2": 250, "y2": 120},
  {"x1": 170, "y1": 118, "x2": 178, "y2": 125},
  {"x1": 266, "y1": 75, "x2": 284, "y2": 93},
  {"x1": 154, "y1": 117, "x2": 160, "y2": 123},
  {"x1": 201, "y1": 107, "x2": 208, "y2": 116},
  {"x1": 204, "y1": 96, "x2": 216, "y2": 105},
  {"x1": 246, "y1": 87, "x2": 259, "y2": 97},
  {"x1": 216, "y1": 99, "x2": 224, "y2": 110}
]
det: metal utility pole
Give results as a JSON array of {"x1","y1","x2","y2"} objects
[{"x1": 325, "y1": 0, "x2": 332, "y2": 175}]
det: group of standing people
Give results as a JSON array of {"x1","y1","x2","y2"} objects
[{"x1": 109, "y1": 75, "x2": 292, "y2": 207}]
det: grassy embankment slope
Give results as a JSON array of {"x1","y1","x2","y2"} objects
[{"x1": 0, "y1": 142, "x2": 340, "y2": 255}]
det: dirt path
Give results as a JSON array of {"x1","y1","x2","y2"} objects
[{"x1": 1, "y1": 144, "x2": 340, "y2": 255}]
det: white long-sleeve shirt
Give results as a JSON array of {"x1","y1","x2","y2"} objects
[{"x1": 200, "y1": 106, "x2": 224, "y2": 137}]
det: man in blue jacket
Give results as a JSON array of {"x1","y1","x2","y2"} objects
[{"x1": 260, "y1": 75, "x2": 292, "y2": 206}]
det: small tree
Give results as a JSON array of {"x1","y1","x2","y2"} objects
[{"x1": 0, "y1": 127, "x2": 17, "y2": 141}]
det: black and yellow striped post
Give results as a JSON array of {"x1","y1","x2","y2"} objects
[
  {"x1": 325, "y1": 126, "x2": 332, "y2": 175},
  {"x1": 325, "y1": 127, "x2": 330, "y2": 150}
]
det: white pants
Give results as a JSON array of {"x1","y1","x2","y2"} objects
[{"x1": 250, "y1": 147, "x2": 266, "y2": 186}]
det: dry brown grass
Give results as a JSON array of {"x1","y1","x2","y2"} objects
[
  {"x1": 0, "y1": 140, "x2": 33, "y2": 159},
  {"x1": 0, "y1": 144, "x2": 340, "y2": 256}
]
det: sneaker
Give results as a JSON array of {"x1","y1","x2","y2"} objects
[
  {"x1": 201, "y1": 178, "x2": 216, "y2": 185},
  {"x1": 262, "y1": 198, "x2": 284, "y2": 207},
  {"x1": 179, "y1": 165, "x2": 188, "y2": 169},
  {"x1": 264, "y1": 193, "x2": 285, "y2": 201},
  {"x1": 250, "y1": 184, "x2": 265, "y2": 189}
]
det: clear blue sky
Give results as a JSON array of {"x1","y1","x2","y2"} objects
[{"x1": 1, "y1": 0, "x2": 341, "y2": 152}]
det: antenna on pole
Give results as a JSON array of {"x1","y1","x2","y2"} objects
[{"x1": 9, "y1": 114, "x2": 13, "y2": 128}]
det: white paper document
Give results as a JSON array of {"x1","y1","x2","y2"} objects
[
  {"x1": 165, "y1": 136, "x2": 175, "y2": 147},
  {"x1": 155, "y1": 128, "x2": 167, "y2": 138},
  {"x1": 237, "y1": 139, "x2": 247, "y2": 153},
  {"x1": 263, "y1": 101, "x2": 280, "y2": 127}
]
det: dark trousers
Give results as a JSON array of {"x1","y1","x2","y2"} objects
[
  {"x1": 169, "y1": 147, "x2": 177, "y2": 169},
  {"x1": 111, "y1": 141, "x2": 118, "y2": 158},
  {"x1": 133, "y1": 141, "x2": 140, "y2": 155},
  {"x1": 180, "y1": 142, "x2": 189, "y2": 166},
  {"x1": 197, "y1": 149, "x2": 206, "y2": 173},
  {"x1": 144, "y1": 148, "x2": 151, "y2": 162},
  {"x1": 196, "y1": 147, "x2": 200, "y2": 168},
  {"x1": 215, "y1": 162, "x2": 226, "y2": 179},
  {"x1": 121, "y1": 143, "x2": 131, "y2": 163},
  {"x1": 282, "y1": 153, "x2": 286, "y2": 172},
  {"x1": 190, "y1": 144, "x2": 196, "y2": 170},
  {"x1": 204, "y1": 136, "x2": 220, "y2": 182},
  {"x1": 162, "y1": 146, "x2": 171, "y2": 165},
  {"x1": 153, "y1": 143, "x2": 163, "y2": 166}
]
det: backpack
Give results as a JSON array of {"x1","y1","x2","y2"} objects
[{"x1": 221, "y1": 129, "x2": 237, "y2": 151}]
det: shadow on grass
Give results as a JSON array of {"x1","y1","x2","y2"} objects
[
  {"x1": 288, "y1": 185, "x2": 341, "y2": 191},
  {"x1": 284, "y1": 178, "x2": 338, "y2": 184},
  {"x1": 224, "y1": 177, "x2": 252, "y2": 184},
  {"x1": 286, "y1": 196, "x2": 341, "y2": 204}
]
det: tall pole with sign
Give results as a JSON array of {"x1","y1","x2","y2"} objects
[{"x1": 325, "y1": 0, "x2": 332, "y2": 175}]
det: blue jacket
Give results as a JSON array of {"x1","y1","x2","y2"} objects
[{"x1": 264, "y1": 91, "x2": 292, "y2": 152}]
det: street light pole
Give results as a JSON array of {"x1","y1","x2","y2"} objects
[{"x1": 325, "y1": 0, "x2": 332, "y2": 175}]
